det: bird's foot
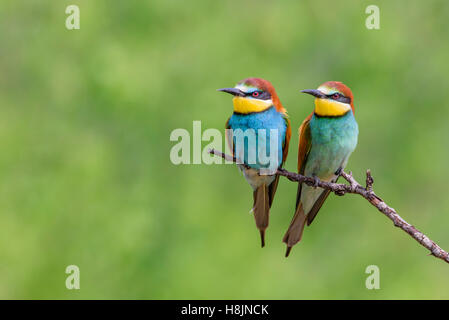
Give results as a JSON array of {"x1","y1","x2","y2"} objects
[
  {"x1": 335, "y1": 167, "x2": 343, "y2": 176},
  {"x1": 313, "y1": 175, "x2": 320, "y2": 188}
]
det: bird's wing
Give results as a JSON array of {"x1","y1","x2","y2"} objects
[
  {"x1": 268, "y1": 115, "x2": 291, "y2": 207},
  {"x1": 295, "y1": 113, "x2": 313, "y2": 209},
  {"x1": 295, "y1": 112, "x2": 335, "y2": 226},
  {"x1": 282, "y1": 116, "x2": 292, "y2": 165},
  {"x1": 283, "y1": 113, "x2": 313, "y2": 254}
]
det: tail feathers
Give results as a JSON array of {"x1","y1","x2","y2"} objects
[
  {"x1": 282, "y1": 203, "x2": 307, "y2": 257},
  {"x1": 253, "y1": 185, "x2": 270, "y2": 247}
]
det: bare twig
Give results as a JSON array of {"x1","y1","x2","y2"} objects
[{"x1": 208, "y1": 148, "x2": 449, "y2": 264}]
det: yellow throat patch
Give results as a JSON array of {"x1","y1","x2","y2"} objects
[
  {"x1": 233, "y1": 97, "x2": 272, "y2": 114},
  {"x1": 314, "y1": 98, "x2": 351, "y2": 117}
]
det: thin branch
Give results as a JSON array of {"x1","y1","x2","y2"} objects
[{"x1": 208, "y1": 148, "x2": 449, "y2": 264}]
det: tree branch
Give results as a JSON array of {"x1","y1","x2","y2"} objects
[{"x1": 208, "y1": 148, "x2": 449, "y2": 264}]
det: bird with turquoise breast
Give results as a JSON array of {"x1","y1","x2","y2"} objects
[
  {"x1": 218, "y1": 78, "x2": 291, "y2": 247},
  {"x1": 283, "y1": 81, "x2": 359, "y2": 257}
]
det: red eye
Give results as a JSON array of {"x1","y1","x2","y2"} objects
[
  {"x1": 252, "y1": 91, "x2": 260, "y2": 97},
  {"x1": 332, "y1": 93, "x2": 340, "y2": 99}
]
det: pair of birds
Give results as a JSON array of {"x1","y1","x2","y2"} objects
[{"x1": 218, "y1": 78, "x2": 359, "y2": 257}]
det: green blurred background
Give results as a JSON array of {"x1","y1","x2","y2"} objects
[{"x1": 0, "y1": 0, "x2": 448, "y2": 299}]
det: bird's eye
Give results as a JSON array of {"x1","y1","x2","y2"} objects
[
  {"x1": 332, "y1": 93, "x2": 340, "y2": 99},
  {"x1": 252, "y1": 91, "x2": 260, "y2": 97}
]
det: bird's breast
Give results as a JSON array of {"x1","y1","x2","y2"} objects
[
  {"x1": 227, "y1": 107, "x2": 287, "y2": 170},
  {"x1": 306, "y1": 111, "x2": 358, "y2": 178},
  {"x1": 310, "y1": 112, "x2": 358, "y2": 149}
]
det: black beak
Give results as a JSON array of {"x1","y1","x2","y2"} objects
[
  {"x1": 301, "y1": 89, "x2": 326, "y2": 99},
  {"x1": 217, "y1": 88, "x2": 245, "y2": 97}
]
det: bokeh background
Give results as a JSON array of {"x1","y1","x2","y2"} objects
[{"x1": 0, "y1": 0, "x2": 448, "y2": 299}]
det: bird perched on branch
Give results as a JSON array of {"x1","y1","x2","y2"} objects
[
  {"x1": 283, "y1": 81, "x2": 358, "y2": 257},
  {"x1": 218, "y1": 78, "x2": 291, "y2": 247}
]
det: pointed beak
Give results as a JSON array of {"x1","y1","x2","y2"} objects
[
  {"x1": 301, "y1": 89, "x2": 326, "y2": 99},
  {"x1": 217, "y1": 88, "x2": 245, "y2": 97}
]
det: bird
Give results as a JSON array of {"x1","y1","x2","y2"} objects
[
  {"x1": 283, "y1": 81, "x2": 359, "y2": 257},
  {"x1": 218, "y1": 78, "x2": 291, "y2": 247}
]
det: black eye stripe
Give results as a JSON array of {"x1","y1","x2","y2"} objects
[
  {"x1": 245, "y1": 90, "x2": 271, "y2": 100},
  {"x1": 327, "y1": 93, "x2": 351, "y2": 104},
  {"x1": 245, "y1": 90, "x2": 262, "y2": 97}
]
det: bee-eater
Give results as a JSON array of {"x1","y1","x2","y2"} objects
[
  {"x1": 218, "y1": 78, "x2": 291, "y2": 247},
  {"x1": 283, "y1": 81, "x2": 358, "y2": 257}
]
